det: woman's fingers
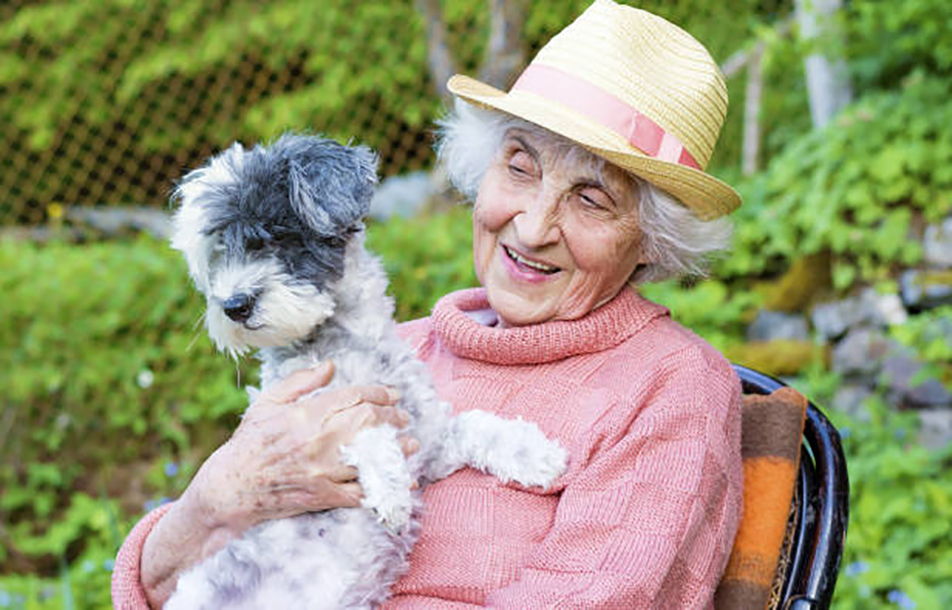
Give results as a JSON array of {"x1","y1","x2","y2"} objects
[
  {"x1": 260, "y1": 361, "x2": 335, "y2": 404},
  {"x1": 335, "y1": 482, "x2": 364, "y2": 507},
  {"x1": 308, "y1": 391, "x2": 408, "y2": 436},
  {"x1": 327, "y1": 464, "x2": 359, "y2": 483},
  {"x1": 324, "y1": 385, "x2": 401, "y2": 414}
]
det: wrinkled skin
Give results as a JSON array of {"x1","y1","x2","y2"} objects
[{"x1": 473, "y1": 128, "x2": 645, "y2": 327}]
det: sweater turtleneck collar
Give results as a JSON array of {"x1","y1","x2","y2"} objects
[{"x1": 430, "y1": 286, "x2": 669, "y2": 365}]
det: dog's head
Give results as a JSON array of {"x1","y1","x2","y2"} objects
[{"x1": 171, "y1": 133, "x2": 378, "y2": 356}]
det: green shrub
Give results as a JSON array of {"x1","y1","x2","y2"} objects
[
  {"x1": 0, "y1": 0, "x2": 785, "y2": 216},
  {"x1": 722, "y1": 74, "x2": 952, "y2": 289},
  {"x1": 825, "y1": 397, "x2": 952, "y2": 609},
  {"x1": 366, "y1": 205, "x2": 477, "y2": 322},
  {"x1": 0, "y1": 236, "x2": 250, "y2": 579},
  {"x1": 639, "y1": 278, "x2": 758, "y2": 350},
  {"x1": 844, "y1": 0, "x2": 952, "y2": 90},
  {"x1": 890, "y1": 306, "x2": 952, "y2": 390}
]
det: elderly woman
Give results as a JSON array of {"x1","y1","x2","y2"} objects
[{"x1": 114, "y1": 1, "x2": 744, "y2": 607}]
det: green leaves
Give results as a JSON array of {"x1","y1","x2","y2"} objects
[
  {"x1": 640, "y1": 279, "x2": 760, "y2": 350},
  {"x1": 722, "y1": 74, "x2": 952, "y2": 291},
  {"x1": 0, "y1": 236, "x2": 249, "y2": 579},
  {"x1": 826, "y1": 397, "x2": 952, "y2": 609},
  {"x1": 366, "y1": 205, "x2": 478, "y2": 322}
]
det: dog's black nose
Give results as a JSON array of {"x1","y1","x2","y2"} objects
[{"x1": 223, "y1": 293, "x2": 256, "y2": 322}]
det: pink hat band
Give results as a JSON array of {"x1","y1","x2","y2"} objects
[{"x1": 511, "y1": 64, "x2": 702, "y2": 170}]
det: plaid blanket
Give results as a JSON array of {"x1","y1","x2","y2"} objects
[{"x1": 715, "y1": 387, "x2": 808, "y2": 610}]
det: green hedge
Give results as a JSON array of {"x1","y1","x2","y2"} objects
[
  {"x1": 811, "y1": 387, "x2": 952, "y2": 610},
  {"x1": 721, "y1": 74, "x2": 952, "y2": 291}
]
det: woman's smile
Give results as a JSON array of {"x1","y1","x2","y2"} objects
[{"x1": 501, "y1": 243, "x2": 561, "y2": 281}]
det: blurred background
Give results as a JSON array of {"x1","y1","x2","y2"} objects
[{"x1": 1, "y1": 0, "x2": 950, "y2": 607}]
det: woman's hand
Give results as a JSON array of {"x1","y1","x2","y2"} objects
[
  {"x1": 141, "y1": 361, "x2": 417, "y2": 607},
  {"x1": 190, "y1": 360, "x2": 415, "y2": 534}
]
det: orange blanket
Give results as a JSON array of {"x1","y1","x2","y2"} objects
[{"x1": 715, "y1": 387, "x2": 808, "y2": 610}]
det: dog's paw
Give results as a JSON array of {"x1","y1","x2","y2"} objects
[
  {"x1": 495, "y1": 419, "x2": 568, "y2": 489},
  {"x1": 340, "y1": 425, "x2": 414, "y2": 532},
  {"x1": 448, "y1": 411, "x2": 568, "y2": 489},
  {"x1": 369, "y1": 487, "x2": 413, "y2": 532}
]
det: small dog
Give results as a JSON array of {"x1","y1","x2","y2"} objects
[{"x1": 167, "y1": 133, "x2": 567, "y2": 609}]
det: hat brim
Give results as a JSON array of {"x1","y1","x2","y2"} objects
[{"x1": 447, "y1": 74, "x2": 741, "y2": 220}]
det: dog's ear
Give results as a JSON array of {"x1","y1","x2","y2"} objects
[{"x1": 282, "y1": 135, "x2": 379, "y2": 238}]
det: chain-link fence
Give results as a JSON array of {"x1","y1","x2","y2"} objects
[{"x1": 0, "y1": 0, "x2": 786, "y2": 227}]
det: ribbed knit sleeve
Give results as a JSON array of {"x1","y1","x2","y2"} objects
[
  {"x1": 112, "y1": 503, "x2": 174, "y2": 609},
  {"x1": 483, "y1": 347, "x2": 743, "y2": 609}
]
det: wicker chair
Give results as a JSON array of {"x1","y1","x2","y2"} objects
[{"x1": 733, "y1": 364, "x2": 850, "y2": 610}]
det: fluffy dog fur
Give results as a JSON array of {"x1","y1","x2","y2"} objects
[{"x1": 167, "y1": 133, "x2": 567, "y2": 609}]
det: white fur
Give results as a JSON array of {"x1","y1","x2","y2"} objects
[
  {"x1": 167, "y1": 143, "x2": 568, "y2": 609},
  {"x1": 205, "y1": 258, "x2": 337, "y2": 357}
]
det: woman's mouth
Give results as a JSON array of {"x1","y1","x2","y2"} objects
[{"x1": 503, "y1": 245, "x2": 560, "y2": 275}]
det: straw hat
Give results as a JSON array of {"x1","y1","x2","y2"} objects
[{"x1": 447, "y1": 0, "x2": 741, "y2": 220}]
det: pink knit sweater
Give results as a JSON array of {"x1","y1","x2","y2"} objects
[{"x1": 113, "y1": 287, "x2": 742, "y2": 608}]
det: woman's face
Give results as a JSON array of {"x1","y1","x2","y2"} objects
[{"x1": 473, "y1": 128, "x2": 645, "y2": 327}]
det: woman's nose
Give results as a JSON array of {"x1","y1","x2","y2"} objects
[{"x1": 514, "y1": 191, "x2": 560, "y2": 247}]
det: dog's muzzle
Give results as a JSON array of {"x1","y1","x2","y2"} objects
[{"x1": 223, "y1": 293, "x2": 256, "y2": 323}]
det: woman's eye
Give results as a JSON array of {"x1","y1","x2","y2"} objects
[
  {"x1": 507, "y1": 151, "x2": 535, "y2": 177},
  {"x1": 579, "y1": 190, "x2": 610, "y2": 210}
]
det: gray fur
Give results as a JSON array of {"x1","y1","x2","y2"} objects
[{"x1": 168, "y1": 133, "x2": 567, "y2": 609}]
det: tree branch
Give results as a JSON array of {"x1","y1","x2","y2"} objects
[{"x1": 415, "y1": 0, "x2": 458, "y2": 104}]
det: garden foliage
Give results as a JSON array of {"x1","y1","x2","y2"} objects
[
  {"x1": 825, "y1": 397, "x2": 952, "y2": 610},
  {"x1": 725, "y1": 74, "x2": 952, "y2": 289}
]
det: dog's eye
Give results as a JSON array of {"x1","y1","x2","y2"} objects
[
  {"x1": 275, "y1": 234, "x2": 302, "y2": 249},
  {"x1": 247, "y1": 237, "x2": 266, "y2": 251}
]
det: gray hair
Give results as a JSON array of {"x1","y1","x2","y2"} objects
[{"x1": 435, "y1": 101, "x2": 732, "y2": 284}]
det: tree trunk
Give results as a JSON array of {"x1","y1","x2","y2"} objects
[
  {"x1": 416, "y1": 0, "x2": 458, "y2": 104},
  {"x1": 794, "y1": 0, "x2": 853, "y2": 128},
  {"x1": 742, "y1": 43, "x2": 764, "y2": 176},
  {"x1": 478, "y1": 0, "x2": 530, "y2": 90}
]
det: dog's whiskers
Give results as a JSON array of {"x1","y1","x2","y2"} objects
[{"x1": 185, "y1": 311, "x2": 207, "y2": 352}]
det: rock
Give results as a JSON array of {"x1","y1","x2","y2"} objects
[
  {"x1": 880, "y1": 355, "x2": 952, "y2": 409},
  {"x1": 923, "y1": 216, "x2": 952, "y2": 267},
  {"x1": 919, "y1": 315, "x2": 952, "y2": 344},
  {"x1": 831, "y1": 383, "x2": 874, "y2": 421},
  {"x1": 811, "y1": 299, "x2": 861, "y2": 340},
  {"x1": 747, "y1": 310, "x2": 810, "y2": 342},
  {"x1": 64, "y1": 206, "x2": 172, "y2": 239},
  {"x1": 812, "y1": 289, "x2": 909, "y2": 340},
  {"x1": 369, "y1": 172, "x2": 434, "y2": 220},
  {"x1": 900, "y1": 269, "x2": 952, "y2": 310},
  {"x1": 918, "y1": 408, "x2": 952, "y2": 451},
  {"x1": 858, "y1": 288, "x2": 908, "y2": 327},
  {"x1": 830, "y1": 328, "x2": 898, "y2": 377}
]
